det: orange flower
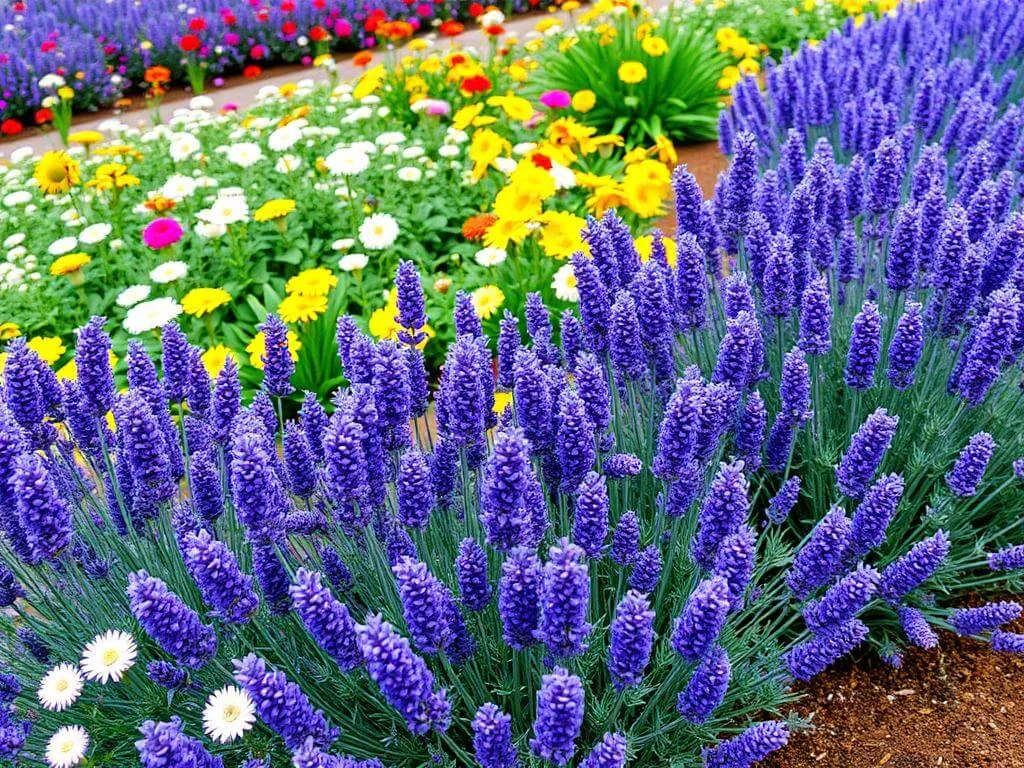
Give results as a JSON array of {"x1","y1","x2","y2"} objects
[
  {"x1": 462, "y1": 213, "x2": 497, "y2": 241},
  {"x1": 439, "y1": 20, "x2": 464, "y2": 36},
  {"x1": 144, "y1": 196, "x2": 177, "y2": 213},
  {"x1": 144, "y1": 66, "x2": 172, "y2": 85},
  {"x1": 378, "y1": 20, "x2": 414, "y2": 41},
  {"x1": 353, "y1": 51, "x2": 373, "y2": 67}
]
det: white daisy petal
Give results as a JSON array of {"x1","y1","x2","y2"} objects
[
  {"x1": 37, "y1": 664, "x2": 84, "y2": 712},
  {"x1": 80, "y1": 630, "x2": 137, "y2": 683},
  {"x1": 203, "y1": 685, "x2": 256, "y2": 744}
]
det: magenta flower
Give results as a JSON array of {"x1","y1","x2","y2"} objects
[
  {"x1": 540, "y1": 90, "x2": 572, "y2": 109},
  {"x1": 142, "y1": 218, "x2": 183, "y2": 250}
]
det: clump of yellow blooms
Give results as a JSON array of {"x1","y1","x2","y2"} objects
[{"x1": 182, "y1": 287, "x2": 232, "y2": 318}]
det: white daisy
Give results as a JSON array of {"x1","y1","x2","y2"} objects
[
  {"x1": 3, "y1": 232, "x2": 26, "y2": 248},
  {"x1": 195, "y1": 221, "x2": 228, "y2": 239},
  {"x1": 397, "y1": 166, "x2": 423, "y2": 182},
  {"x1": 10, "y1": 146, "x2": 35, "y2": 164},
  {"x1": 275, "y1": 155, "x2": 303, "y2": 174},
  {"x1": 149, "y1": 260, "x2": 189, "y2": 284},
  {"x1": 168, "y1": 133, "x2": 201, "y2": 162},
  {"x1": 189, "y1": 95, "x2": 214, "y2": 110},
  {"x1": 225, "y1": 142, "x2": 263, "y2": 167},
  {"x1": 115, "y1": 285, "x2": 150, "y2": 308},
  {"x1": 79, "y1": 223, "x2": 112, "y2": 245},
  {"x1": 358, "y1": 213, "x2": 399, "y2": 251},
  {"x1": 552, "y1": 263, "x2": 579, "y2": 302},
  {"x1": 203, "y1": 685, "x2": 257, "y2": 744},
  {"x1": 324, "y1": 146, "x2": 370, "y2": 176},
  {"x1": 438, "y1": 144, "x2": 461, "y2": 158},
  {"x1": 46, "y1": 726, "x2": 88, "y2": 767},
  {"x1": 198, "y1": 196, "x2": 249, "y2": 226},
  {"x1": 3, "y1": 190, "x2": 32, "y2": 207},
  {"x1": 268, "y1": 123, "x2": 303, "y2": 152},
  {"x1": 80, "y1": 630, "x2": 137, "y2": 683},
  {"x1": 331, "y1": 237, "x2": 355, "y2": 251},
  {"x1": 47, "y1": 236, "x2": 78, "y2": 256},
  {"x1": 339, "y1": 252, "x2": 369, "y2": 272},
  {"x1": 38, "y1": 664, "x2": 84, "y2": 712},
  {"x1": 375, "y1": 131, "x2": 406, "y2": 146},
  {"x1": 474, "y1": 247, "x2": 507, "y2": 267},
  {"x1": 161, "y1": 174, "x2": 197, "y2": 201}
]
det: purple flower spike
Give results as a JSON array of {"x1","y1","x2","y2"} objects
[
  {"x1": 692, "y1": 461, "x2": 750, "y2": 570},
  {"x1": 259, "y1": 314, "x2": 295, "y2": 397},
  {"x1": 456, "y1": 538, "x2": 491, "y2": 612},
  {"x1": 136, "y1": 716, "x2": 223, "y2": 768},
  {"x1": 127, "y1": 570, "x2": 217, "y2": 668},
  {"x1": 946, "y1": 432, "x2": 996, "y2": 497},
  {"x1": 844, "y1": 300, "x2": 882, "y2": 390},
  {"x1": 991, "y1": 632, "x2": 1024, "y2": 654},
  {"x1": 611, "y1": 511, "x2": 640, "y2": 566},
  {"x1": 798, "y1": 275, "x2": 832, "y2": 356},
  {"x1": 536, "y1": 538, "x2": 592, "y2": 658},
  {"x1": 677, "y1": 644, "x2": 731, "y2": 724},
  {"x1": 74, "y1": 316, "x2": 116, "y2": 418},
  {"x1": 480, "y1": 428, "x2": 531, "y2": 553},
  {"x1": 397, "y1": 449, "x2": 433, "y2": 529},
  {"x1": 787, "y1": 508, "x2": 853, "y2": 599},
  {"x1": 887, "y1": 301, "x2": 924, "y2": 391},
  {"x1": 608, "y1": 590, "x2": 654, "y2": 691},
  {"x1": 879, "y1": 531, "x2": 951, "y2": 603},
  {"x1": 898, "y1": 606, "x2": 938, "y2": 648},
  {"x1": 802, "y1": 564, "x2": 880, "y2": 632},
  {"x1": 767, "y1": 476, "x2": 801, "y2": 524},
  {"x1": 836, "y1": 408, "x2": 899, "y2": 499},
  {"x1": 11, "y1": 453, "x2": 73, "y2": 563},
  {"x1": 530, "y1": 666, "x2": 584, "y2": 767},
  {"x1": 702, "y1": 721, "x2": 790, "y2": 768},
  {"x1": 472, "y1": 703, "x2": 519, "y2": 768},
  {"x1": 580, "y1": 732, "x2": 627, "y2": 768},
  {"x1": 672, "y1": 576, "x2": 731, "y2": 662},
  {"x1": 784, "y1": 618, "x2": 869, "y2": 681},
  {"x1": 629, "y1": 544, "x2": 663, "y2": 593},
  {"x1": 950, "y1": 601, "x2": 1021, "y2": 636},
  {"x1": 557, "y1": 389, "x2": 596, "y2": 494},
  {"x1": 573, "y1": 472, "x2": 609, "y2": 558},
  {"x1": 988, "y1": 544, "x2": 1024, "y2": 572},
  {"x1": 181, "y1": 529, "x2": 258, "y2": 623},
  {"x1": 290, "y1": 569, "x2": 362, "y2": 673},
  {"x1": 850, "y1": 473, "x2": 904, "y2": 556},
  {"x1": 499, "y1": 546, "x2": 542, "y2": 650}
]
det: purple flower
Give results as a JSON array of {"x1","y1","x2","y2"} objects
[
  {"x1": 573, "y1": 472, "x2": 609, "y2": 558},
  {"x1": 604, "y1": 453, "x2": 643, "y2": 478},
  {"x1": 784, "y1": 618, "x2": 869, "y2": 680},
  {"x1": 957, "y1": 287, "x2": 1020, "y2": 405},
  {"x1": 210, "y1": 358, "x2": 241, "y2": 446},
  {"x1": 850, "y1": 473, "x2": 904, "y2": 556},
  {"x1": 283, "y1": 421, "x2": 317, "y2": 499},
  {"x1": 580, "y1": 733, "x2": 627, "y2": 768},
  {"x1": 512, "y1": 349, "x2": 553, "y2": 453},
  {"x1": 675, "y1": 234, "x2": 709, "y2": 331},
  {"x1": 290, "y1": 569, "x2": 362, "y2": 672},
  {"x1": 653, "y1": 377, "x2": 700, "y2": 480},
  {"x1": 160, "y1": 322, "x2": 191, "y2": 404},
  {"x1": 456, "y1": 538, "x2": 491, "y2": 611},
  {"x1": 530, "y1": 667, "x2": 584, "y2": 766},
  {"x1": 560, "y1": 311, "x2": 585, "y2": 370},
  {"x1": 497, "y1": 311, "x2": 521, "y2": 391},
  {"x1": 74, "y1": 316, "x2": 116, "y2": 418},
  {"x1": 779, "y1": 347, "x2": 811, "y2": 423},
  {"x1": 629, "y1": 544, "x2": 663, "y2": 593},
  {"x1": 803, "y1": 564, "x2": 880, "y2": 631},
  {"x1": 187, "y1": 347, "x2": 211, "y2": 418},
  {"x1": 405, "y1": 347, "x2": 430, "y2": 419},
  {"x1": 0, "y1": 562, "x2": 23, "y2": 608},
  {"x1": 181, "y1": 529, "x2": 258, "y2": 623},
  {"x1": 395, "y1": 260, "x2": 427, "y2": 341},
  {"x1": 787, "y1": 508, "x2": 853, "y2": 599},
  {"x1": 724, "y1": 132, "x2": 759, "y2": 232},
  {"x1": 677, "y1": 644, "x2": 731, "y2": 724},
  {"x1": 573, "y1": 252, "x2": 611, "y2": 355},
  {"x1": 898, "y1": 606, "x2": 938, "y2": 648},
  {"x1": 480, "y1": 428, "x2": 531, "y2": 553},
  {"x1": 136, "y1": 716, "x2": 223, "y2": 768},
  {"x1": 735, "y1": 392, "x2": 767, "y2": 470},
  {"x1": 608, "y1": 589, "x2": 654, "y2": 690},
  {"x1": 233, "y1": 654, "x2": 338, "y2": 749},
  {"x1": 672, "y1": 576, "x2": 731, "y2": 662},
  {"x1": 763, "y1": 232, "x2": 796, "y2": 317},
  {"x1": 230, "y1": 431, "x2": 288, "y2": 544},
  {"x1": 991, "y1": 631, "x2": 1024, "y2": 654},
  {"x1": 836, "y1": 408, "x2": 899, "y2": 499},
  {"x1": 251, "y1": 543, "x2": 292, "y2": 615},
  {"x1": 844, "y1": 301, "x2": 882, "y2": 390},
  {"x1": 557, "y1": 390, "x2": 596, "y2": 493},
  {"x1": 798, "y1": 275, "x2": 832, "y2": 355},
  {"x1": 888, "y1": 301, "x2": 924, "y2": 390},
  {"x1": 372, "y1": 341, "x2": 411, "y2": 447},
  {"x1": 472, "y1": 704, "x2": 519, "y2": 768},
  {"x1": 499, "y1": 546, "x2": 542, "y2": 650},
  {"x1": 11, "y1": 453, "x2": 72, "y2": 563},
  {"x1": 611, "y1": 511, "x2": 640, "y2": 566},
  {"x1": 767, "y1": 476, "x2": 801, "y2": 524},
  {"x1": 609, "y1": 290, "x2": 646, "y2": 381},
  {"x1": 713, "y1": 525, "x2": 756, "y2": 611},
  {"x1": 673, "y1": 166, "x2": 705, "y2": 240},
  {"x1": 946, "y1": 432, "x2": 996, "y2": 496},
  {"x1": 323, "y1": 407, "x2": 367, "y2": 515},
  {"x1": 188, "y1": 449, "x2": 222, "y2": 525},
  {"x1": 127, "y1": 570, "x2": 217, "y2": 668},
  {"x1": 886, "y1": 204, "x2": 920, "y2": 291},
  {"x1": 692, "y1": 461, "x2": 749, "y2": 570},
  {"x1": 713, "y1": 312, "x2": 755, "y2": 388},
  {"x1": 868, "y1": 136, "x2": 904, "y2": 215},
  {"x1": 988, "y1": 544, "x2": 1024, "y2": 572},
  {"x1": 146, "y1": 661, "x2": 186, "y2": 691},
  {"x1": 259, "y1": 314, "x2": 294, "y2": 397},
  {"x1": 393, "y1": 558, "x2": 449, "y2": 654},
  {"x1": 397, "y1": 449, "x2": 433, "y2": 529},
  {"x1": 702, "y1": 721, "x2": 790, "y2": 768},
  {"x1": 950, "y1": 601, "x2": 1021, "y2": 636},
  {"x1": 116, "y1": 390, "x2": 176, "y2": 519},
  {"x1": 879, "y1": 530, "x2": 951, "y2": 603},
  {"x1": 536, "y1": 539, "x2": 592, "y2": 658}
]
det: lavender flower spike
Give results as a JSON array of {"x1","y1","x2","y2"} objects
[
  {"x1": 702, "y1": 721, "x2": 790, "y2": 768},
  {"x1": 290, "y1": 569, "x2": 362, "y2": 672},
  {"x1": 677, "y1": 644, "x2": 731, "y2": 724},
  {"x1": 946, "y1": 432, "x2": 996, "y2": 497},
  {"x1": 127, "y1": 570, "x2": 217, "y2": 668},
  {"x1": 136, "y1": 716, "x2": 224, "y2": 768},
  {"x1": 499, "y1": 547, "x2": 542, "y2": 650},
  {"x1": 259, "y1": 314, "x2": 295, "y2": 397},
  {"x1": 898, "y1": 606, "x2": 939, "y2": 649},
  {"x1": 844, "y1": 301, "x2": 882, "y2": 390},
  {"x1": 784, "y1": 618, "x2": 869, "y2": 680},
  {"x1": 879, "y1": 531, "x2": 951, "y2": 603},
  {"x1": 672, "y1": 576, "x2": 731, "y2": 662},
  {"x1": 835, "y1": 408, "x2": 899, "y2": 499},
  {"x1": 580, "y1": 733, "x2": 627, "y2": 768},
  {"x1": 530, "y1": 667, "x2": 584, "y2": 766},
  {"x1": 608, "y1": 590, "x2": 655, "y2": 691},
  {"x1": 950, "y1": 601, "x2": 1022, "y2": 636},
  {"x1": 180, "y1": 529, "x2": 259, "y2": 623},
  {"x1": 535, "y1": 539, "x2": 592, "y2": 658},
  {"x1": 472, "y1": 703, "x2": 519, "y2": 768}
]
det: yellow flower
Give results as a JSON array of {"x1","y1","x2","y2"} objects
[
  {"x1": 738, "y1": 57, "x2": 760, "y2": 76},
  {"x1": 535, "y1": 17, "x2": 561, "y2": 32},
  {"x1": 254, "y1": 198, "x2": 297, "y2": 222},
  {"x1": 278, "y1": 292, "x2": 328, "y2": 324},
  {"x1": 50, "y1": 252, "x2": 91, "y2": 276},
  {"x1": 635, "y1": 234, "x2": 678, "y2": 268},
  {"x1": 618, "y1": 61, "x2": 648, "y2": 84},
  {"x1": 26, "y1": 336, "x2": 66, "y2": 365},
  {"x1": 508, "y1": 161, "x2": 557, "y2": 200},
  {"x1": 654, "y1": 134, "x2": 678, "y2": 165},
  {"x1": 715, "y1": 27, "x2": 739, "y2": 46},
  {"x1": 537, "y1": 211, "x2": 588, "y2": 259},
  {"x1": 246, "y1": 330, "x2": 301, "y2": 369},
  {"x1": 468, "y1": 129, "x2": 511, "y2": 181},
  {"x1": 718, "y1": 65, "x2": 741, "y2": 91},
  {"x1": 571, "y1": 89, "x2": 596, "y2": 113},
  {"x1": 641, "y1": 36, "x2": 669, "y2": 57},
  {"x1": 493, "y1": 390, "x2": 512, "y2": 415},
  {"x1": 483, "y1": 217, "x2": 531, "y2": 249},
  {"x1": 419, "y1": 56, "x2": 442, "y2": 75},
  {"x1": 286, "y1": 267, "x2": 338, "y2": 297},
  {"x1": 508, "y1": 63, "x2": 529, "y2": 82},
  {"x1": 0, "y1": 322, "x2": 20, "y2": 341},
  {"x1": 201, "y1": 345, "x2": 240, "y2": 378},
  {"x1": 353, "y1": 65, "x2": 386, "y2": 99},
  {"x1": 34, "y1": 151, "x2": 81, "y2": 195},
  {"x1": 182, "y1": 287, "x2": 232, "y2": 317},
  {"x1": 85, "y1": 162, "x2": 140, "y2": 191},
  {"x1": 470, "y1": 285, "x2": 505, "y2": 319},
  {"x1": 486, "y1": 94, "x2": 534, "y2": 122},
  {"x1": 452, "y1": 103, "x2": 486, "y2": 131},
  {"x1": 368, "y1": 290, "x2": 434, "y2": 347},
  {"x1": 584, "y1": 181, "x2": 627, "y2": 217},
  {"x1": 68, "y1": 130, "x2": 104, "y2": 145}
]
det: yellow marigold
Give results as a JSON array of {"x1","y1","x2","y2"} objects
[
  {"x1": 654, "y1": 135, "x2": 678, "y2": 165},
  {"x1": 246, "y1": 330, "x2": 301, "y2": 370},
  {"x1": 469, "y1": 129, "x2": 511, "y2": 181},
  {"x1": 26, "y1": 336, "x2": 65, "y2": 365},
  {"x1": 254, "y1": 198, "x2": 297, "y2": 222},
  {"x1": 535, "y1": 17, "x2": 561, "y2": 32},
  {"x1": 286, "y1": 267, "x2": 338, "y2": 297},
  {"x1": 452, "y1": 103, "x2": 486, "y2": 131},
  {"x1": 635, "y1": 234, "x2": 678, "y2": 268},
  {"x1": 57, "y1": 86, "x2": 75, "y2": 101},
  {"x1": 182, "y1": 287, "x2": 232, "y2": 317},
  {"x1": 618, "y1": 61, "x2": 648, "y2": 84},
  {"x1": 278, "y1": 292, "x2": 328, "y2": 324},
  {"x1": 623, "y1": 173, "x2": 668, "y2": 218},
  {"x1": 50, "y1": 252, "x2": 91, "y2": 276},
  {"x1": 486, "y1": 94, "x2": 534, "y2": 122},
  {"x1": 483, "y1": 217, "x2": 531, "y2": 249},
  {"x1": 641, "y1": 36, "x2": 669, "y2": 56},
  {"x1": 34, "y1": 151, "x2": 81, "y2": 195},
  {"x1": 201, "y1": 344, "x2": 240, "y2": 377},
  {"x1": 470, "y1": 284, "x2": 505, "y2": 319},
  {"x1": 94, "y1": 144, "x2": 143, "y2": 160},
  {"x1": 0, "y1": 322, "x2": 20, "y2": 341},
  {"x1": 715, "y1": 27, "x2": 739, "y2": 46},
  {"x1": 419, "y1": 56, "x2": 443, "y2": 75},
  {"x1": 86, "y1": 162, "x2": 140, "y2": 191},
  {"x1": 585, "y1": 182, "x2": 627, "y2": 217},
  {"x1": 353, "y1": 65, "x2": 386, "y2": 100},
  {"x1": 718, "y1": 65, "x2": 741, "y2": 91},
  {"x1": 508, "y1": 161, "x2": 557, "y2": 200},
  {"x1": 738, "y1": 57, "x2": 760, "y2": 76},
  {"x1": 68, "y1": 130, "x2": 104, "y2": 145},
  {"x1": 571, "y1": 89, "x2": 596, "y2": 113},
  {"x1": 537, "y1": 210, "x2": 588, "y2": 259}
]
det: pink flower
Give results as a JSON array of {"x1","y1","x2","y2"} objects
[
  {"x1": 539, "y1": 90, "x2": 572, "y2": 109},
  {"x1": 142, "y1": 218, "x2": 183, "y2": 250}
]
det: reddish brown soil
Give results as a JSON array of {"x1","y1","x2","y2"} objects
[{"x1": 766, "y1": 616, "x2": 1024, "y2": 768}]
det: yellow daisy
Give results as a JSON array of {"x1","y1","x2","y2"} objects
[
  {"x1": 285, "y1": 267, "x2": 338, "y2": 297},
  {"x1": 34, "y1": 151, "x2": 81, "y2": 195},
  {"x1": 182, "y1": 287, "x2": 232, "y2": 317}
]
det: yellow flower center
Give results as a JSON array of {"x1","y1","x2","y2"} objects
[
  {"x1": 46, "y1": 166, "x2": 67, "y2": 184},
  {"x1": 56, "y1": 679, "x2": 69, "y2": 692},
  {"x1": 222, "y1": 704, "x2": 240, "y2": 722},
  {"x1": 103, "y1": 648, "x2": 120, "y2": 665}
]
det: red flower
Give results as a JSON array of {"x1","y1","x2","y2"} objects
[
  {"x1": 221, "y1": 10, "x2": 237, "y2": 24},
  {"x1": 461, "y1": 74, "x2": 492, "y2": 94},
  {"x1": 34, "y1": 108, "x2": 54, "y2": 124},
  {"x1": 256, "y1": 8, "x2": 270, "y2": 22},
  {"x1": 530, "y1": 153, "x2": 553, "y2": 170},
  {"x1": 439, "y1": 20, "x2": 463, "y2": 36},
  {"x1": 281, "y1": 0, "x2": 296, "y2": 11},
  {"x1": 353, "y1": 50, "x2": 373, "y2": 67},
  {"x1": 179, "y1": 34, "x2": 201, "y2": 52},
  {"x1": 40, "y1": 40, "x2": 57, "y2": 53},
  {"x1": 484, "y1": 24, "x2": 504, "y2": 36},
  {"x1": 243, "y1": 65, "x2": 262, "y2": 78},
  {"x1": 188, "y1": 17, "x2": 207, "y2": 32},
  {"x1": 310, "y1": 25, "x2": 328, "y2": 42},
  {"x1": 1, "y1": 119, "x2": 23, "y2": 136},
  {"x1": 468, "y1": 2, "x2": 484, "y2": 16},
  {"x1": 250, "y1": 44, "x2": 267, "y2": 59},
  {"x1": 281, "y1": 20, "x2": 297, "y2": 35}
]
